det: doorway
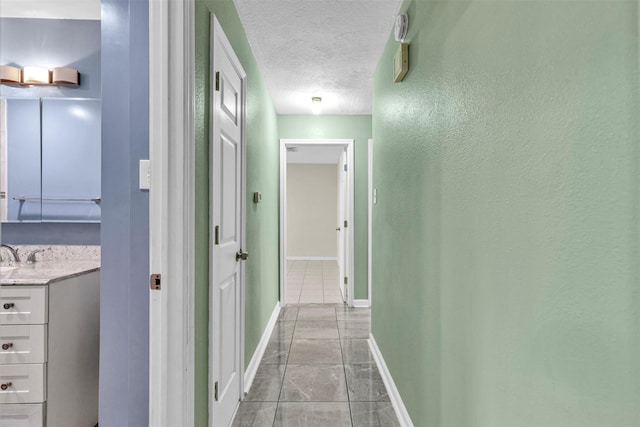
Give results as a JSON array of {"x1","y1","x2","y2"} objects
[{"x1": 279, "y1": 139, "x2": 355, "y2": 307}]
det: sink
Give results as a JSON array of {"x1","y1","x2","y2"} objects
[{"x1": 0, "y1": 266, "x2": 17, "y2": 273}]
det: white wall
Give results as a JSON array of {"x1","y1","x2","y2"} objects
[{"x1": 287, "y1": 163, "x2": 338, "y2": 258}]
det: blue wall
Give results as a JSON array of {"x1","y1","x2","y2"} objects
[
  {"x1": 0, "y1": 17, "x2": 101, "y2": 244},
  {"x1": 99, "y1": 0, "x2": 149, "y2": 425}
]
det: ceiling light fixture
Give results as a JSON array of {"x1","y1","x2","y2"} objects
[{"x1": 311, "y1": 96, "x2": 322, "y2": 115}]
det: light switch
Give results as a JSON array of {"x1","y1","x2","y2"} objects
[
  {"x1": 139, "y1": 160, "x2": 150, "y2": 190},
  {"x1": 373, "y1": 188, "x2": 377, "y2": 205}
]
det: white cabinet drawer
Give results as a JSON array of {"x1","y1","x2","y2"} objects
[
  {"x1": 0, "y1": 364, "x2": 45, "y2": 404},
  {"x1": 0, "y1": 403, "x2": 44, "y2": 427},
  {"x1": 0, "y1": 287, "x2": 47, "y2": 325},
  {"x1": 0, "y1": 325, "x2": 47, "y2": 364}
]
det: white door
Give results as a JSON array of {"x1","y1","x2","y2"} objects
[
  {"x1": 210, "y1": 15, "x2": 247, "y2": 427},
  {"x1": 337, "y1": 150, "x2": 348, "y2": 302}
]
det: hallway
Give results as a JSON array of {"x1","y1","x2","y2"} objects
[
  {"x1": 285, "y1": 260, "x2": 344, "y2": 304},
  {"x1": 232, "y1": 306, "x2": 400, "y2": 426}
]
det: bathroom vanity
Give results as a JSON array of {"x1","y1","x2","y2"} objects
[{"x1": 0, "y1": 261, "x2": 99, "y2": 427}]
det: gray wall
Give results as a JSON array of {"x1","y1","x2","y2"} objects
[{"x1": 99, "y1": 0, "x2": 149, "y2": 425}]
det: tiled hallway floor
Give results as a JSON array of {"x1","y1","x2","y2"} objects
[
  {"x1": 285, "y1": 260, "x2": 345, "y2": 304},
  {"x1": 232, "y1": 306, "x2": 401, "y2": 426}
]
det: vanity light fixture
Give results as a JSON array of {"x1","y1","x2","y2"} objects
[
  {"x1": 0, "y1": 65, "x2": 21, "y2": 84},
  {"x1": 22, "y1": 66, "x2": 51, "y2": 85},
  {"x1": 51, "y1": 67, "x2": 79, "y2": 85},
  {"x1": 0, "y1": 64, "x2": 79, "y2": 86},
  {"x1": 311, "y1": 96, "x2": 322, "y2": 115}
]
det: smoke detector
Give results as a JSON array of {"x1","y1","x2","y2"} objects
[{"x1": 394, "y1": 14, "x2": 408, "y2": 42}]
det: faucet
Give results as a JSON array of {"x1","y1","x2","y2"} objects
[
  {"x1": 26, "y1": 249, "x2": 45, "y2": 263},
  {"x1": 0, "y1": 244, "x2": 21, "y2": 263}
]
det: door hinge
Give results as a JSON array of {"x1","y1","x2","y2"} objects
[
  {"x1": 344, "y1": 277, "x2": 348, "y2": 285},
  {"x1": 150, "y1": 274, "x2": 161, "y2": 290},
  {"x1": 344, "y1": 220, "x2": 348, "y2": 228},
  {"x1": 344, "y1": 164, "x2": 348, "y2": 172},
  {"x1": 215, "y1": 72, "x2": 220, "y2": 91},
  {"x1": 214, "y1": 381, "x2": 219, "y2": 401},
  {"x1": 215, "y1": 225, "x2": 220, "y2": 245}
]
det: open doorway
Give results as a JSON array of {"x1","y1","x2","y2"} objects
[{"x1": 280, "y1": 139, "x2": 354, "y2": 307}]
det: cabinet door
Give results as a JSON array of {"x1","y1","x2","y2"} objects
[
  {"x1": 41, "y1": 98, "x2": 101, "y2": 222},
  {"x1": 0, "y1": 364, "x2": 46, "y2": 404},
  {"x1": 5, "y1": 98, "x2": 42, "y2": 222},
  {"x1": 0, "y1": 403, "x2": 44, "y2": 427},
  {"x1": 0, "y1": 325, "x2": 47, "y2": 364},
  {"x1": 0, "y1": 287, "x2": 48, "y2": 325}
]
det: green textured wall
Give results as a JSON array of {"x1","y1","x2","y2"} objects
[
  {"x1": 195, "y1": 1, "x2": 280, "y2": 425},
  {"x1": 372, "y1": 1, "x2": 640, "y2": 426},
  {"x1": 278, "y1": 115, "x2": 372, "y2": 300}
]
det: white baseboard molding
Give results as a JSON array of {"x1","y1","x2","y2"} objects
[
  {"x1": 353, "y1": 299, "x2": 370, "y2": 308},
  {"x1": 369, "y1": 334, "x2": 414, "y2": 427},
  {"x1": 286, "y1": 256, "x2": 338, "y2": 261},
  {"x1": 244, "y1": 302, "x2": 281, "y2": 394}
]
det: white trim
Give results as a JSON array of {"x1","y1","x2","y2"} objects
[
  {"x1": 149, "y1": 0, "x2": 195, "y2": 425},
  {"x1": 353, "y1": 299, "x2": 370, "y2": 308},
  {"x1": 367, "y1": 139, "x2": 373, "y2": 307},
  {"x1": 368, "y1": 334, "x2": 414, "y2": 427},
  {"x1": 286, "y1": 256, "x2": 338, "y2": 262},
  {"x1": 243, "y1": 303, "x2": 281, "y2": 393},
  {"x1": 280, "y1": 139, "x2": 355, "y2": 307}
]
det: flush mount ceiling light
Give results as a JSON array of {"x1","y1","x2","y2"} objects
[
  {"x1": 395, "y1": 14, "x2": 409, "y2": 42},
  {"x1": 311, "y1": 96, "x2": 322, "y2": 115}
]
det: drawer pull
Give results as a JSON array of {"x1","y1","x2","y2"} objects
[
  {"x1": 2, "y1": 303, "x2": 14, "y2": 310},
  {"x1": 1, "y1": 343, "x2": 13, "y2": 350},
  {"x1": 0, "y1": 382, "x2": 12, "y2": 391}
]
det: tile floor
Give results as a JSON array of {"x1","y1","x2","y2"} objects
[
  {"x1": 286, "y1": 260, "x2": 345, "y2": 305},
  {"x1": 231, "y1": 305, "x2": 401, "y2": 426}
]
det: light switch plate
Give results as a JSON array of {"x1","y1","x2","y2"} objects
[{"x1": 139, "y1": 159, "x2": 150, "y2": 190}]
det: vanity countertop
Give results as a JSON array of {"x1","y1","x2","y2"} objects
[{"x1": 0, "y1": 260, "x2": 100, "y2": 286}]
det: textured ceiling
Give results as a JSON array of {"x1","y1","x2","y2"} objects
[
  {"x1": 0, "y1": 0, "x2": 100, "y2": 20},
  {"x1": 234, "y1": 0, "x2": 402, "y2": 115}
]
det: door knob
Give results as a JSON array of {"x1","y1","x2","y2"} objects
[
  {"x1": 236, "y1": 250, "x2": 249, "y2": 261},
  {"x1": 1, "y1": 382, "x2": 11, "y2": 391},
  {"x1": 3, "y1": 303, "x2": 14, "y2": 310},
  {"x1": 1, "y1": 343, "x2": 13, "y2": 351}
]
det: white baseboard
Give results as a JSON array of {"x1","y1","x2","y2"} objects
[
  {"x1": 368, "y1": 334, "x2": 414, "y2": 427},
  {"x1": 353, "y1": 299, "x2": 370, "y2": 308},
  {"x1": 286, "y1": 256, "x2": 338, "y2": 261},
  {"x1": 244, "y1": 302, "x2": 281, "y2": 394}
]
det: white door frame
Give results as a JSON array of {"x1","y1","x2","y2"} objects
[
  {"x1": 279, "y1": 139, "x2": 355, "y2": 307},
  {"x1": 209, "y1": 14, "x2": 247, "y2": 426},
  {"x1": 149, "y1": 0, "x2": 195, "y2": 425},
  {"x1": 367, "y1": 139, "x2": 373, "y2": 307}
]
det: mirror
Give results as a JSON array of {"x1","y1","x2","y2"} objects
[{"x1": 0, "y1": 97, "x2": 101, "y2": 223}]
